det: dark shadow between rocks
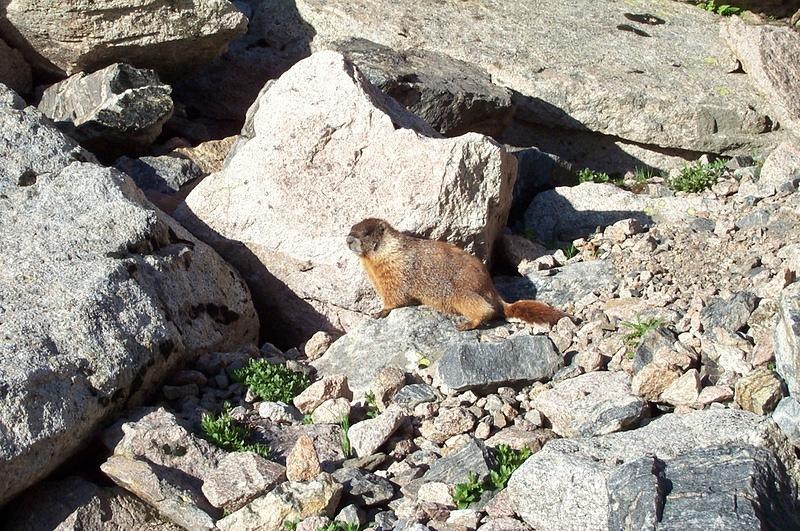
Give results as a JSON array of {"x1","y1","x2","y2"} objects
[
  {"x1": 172, "y1": 0, "x2": 316, "y2": 140},
  {"x1": 175, "y1": 204, "x2": 335, "y2": 349}
]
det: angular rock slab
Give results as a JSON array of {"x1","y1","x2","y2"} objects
[
  {"x1": 313, "y1": 307, "x2": 476, "y2": 397},
  {"x1": 0, "y1": 88, "x2": 93, "y2": 188},
  {"x1": 776, "y1": 282, "x2": 800, "y2": 396},
  {"x1": 507, "y1": 409, "x2": 800, "y2": 531},
  {"x1": 38, "y1": 63, "x2": 174, "y2": 155},
  {"x1": 495, "y1": 260, "x2": 619, "y2": 309},
  {"x1": 296, "y1": 0, "x2": 781, "y2": 153},
  {"x1": 0, "y1": 0, "x2": 248, "y2": 79},
  {"x1": 435, "y1": 333, "x2": 562, "y2": 392},
  {"x1": 0, "y1": 162, "x2": 257, "y2": 505},
  {"x1": 176, "y1": 51, "x2": 517, "y2": 343},
  {"x1": 217, "y1": 473, "x2": 343, "y2": 531},
  {"x1": 531, "y1": 371, "x2": 647, "y2": 437},
  {"x1": 524, "y1": 182, "x2": 722, "y2": 242},
  {"x1": 330, "y1": 37, "x2": 514, "y2": 137},
  {"x1": 2, "y1": 476, "x2": 180, "y2": 531},
  {"x1": 724, "y1": 17, "x2": 800, "y2": 132}
]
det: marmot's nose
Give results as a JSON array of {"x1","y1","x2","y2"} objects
[{"x1": 346, "y1": 235, "x2": 355, "y2": 245}]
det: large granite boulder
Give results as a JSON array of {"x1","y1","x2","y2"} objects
[
  {"x1": 0, "y1": 0, "x2": 248, "y2": 80},
  {"x1": 176, "y1": 51, "x2": 517, "y2": 343},
  {"x1": 0, "y1": 108, "x2": 258, "y2": 505},
  {"x1": 294, "y1": 0, "x2": 784, "y2": 154},
  {"x1": 38, "y1": 63, "x2": 174, "y2": 157},
  {"x1": 507, "y1": 409, "x2": 800, "y2": 530},
  {"x1": 724, "y1": 17, "x2": 800, "y2": 132}
]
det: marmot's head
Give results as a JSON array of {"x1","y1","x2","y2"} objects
[{"x1": 347, "y1": 218, "x2": 393, "y2": 256}]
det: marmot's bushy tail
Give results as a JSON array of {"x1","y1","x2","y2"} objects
[{"x1": 502, "y1": 300, "x2": 566, "y2": 325}]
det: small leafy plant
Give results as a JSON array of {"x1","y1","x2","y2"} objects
[
  {"x1": 561, "y1": 243, "x2": 578, "y2": 259},
  {"x1": 669, "y1": 159, "x2": 726, "y2": 193},
  {"x1": 364, "y1": 391, "x2": 380, "y2": 419},
  {"x1": 696, "y1": 0, "x2": 741, "y2": 16},
  {"x1": 318, "y1": 522, "x2": 360, "y2": 531},
  {"x1": 339, "y1": 415, "x2": 353, "y2": 458},
  {"x1": 621, "y1": 317, "x2": 665, "y2": 358},
  {"x1": 453, "y1": 445, "x2": 533, "y2": 509},
  {"x1": 453, "y1": 472, "x2": 485, "y2": 509},
  {"x1": 284, "y1": 518, "x2": 299, "y2": 531},
  {"x1": 577, "y1": 168, "x2": 615, "y2": 184},
  {"x1": 633, "y1": 167, "x2": 657, "y2": 184},
  {"x1": 232, "y1": 359, "x2": 310, "y2": 402},
  {"x1": 200, "y1": 405, "x2": 271, "y2": 458},
  {"x1": 302, "y1": 413, "x2": 314, "y2": 425},
  {"x1": 489, "y1": 444, "x2": 533, "y2": 490}
]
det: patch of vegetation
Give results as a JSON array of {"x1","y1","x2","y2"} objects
[
  {"x1": 561, "y1": 242, "x2": 578, "y2": 260},
  {"x1": 489, "y1": 444, "x2": 533, "y2": 490},
  {"x1": 696, "y1": 0, "x2": 741, "y2": 16},
  {"x1": 633, "y1": 167, "x2": 658, "y2": 184},
  {"x1": 577, "y1": 168, "x2": 621, "y2": 185},
  {"x1": 200, "y1": 405, "x2": 271, "y2": 458},
  {"x1": 768, "y1": 361, "x2": 776, "y2": 371},
  {"x1": 284, "y1": 518, "x2": 299, "y2": 531},
  {"x1": 621, "y1": 317, "x2": 665, "y2": 359},
  {"x1": 364, "y1": 391, "x2": 380, "y2": 419},
  {"x1": 302, "y1": 413, "x2": 314, "y2": 425},
  {"x1": 453, "y1": 471, "x2": 485, "y2": 509},
  {"x1": 232, "y1": 358, "x2": 310, "y2": 403},
  {"x1": 318, "y1": 522, "x2": 360, "y2": 531},
  {"x1": 668, "y1": 159, "x2": 727, "y2": 193},
  {"x1": 453, "y1": 445, "x2": 533, "y2": 509},
  {"x1": 339, "y1": 415, "x2": 353, "y2": 458}
]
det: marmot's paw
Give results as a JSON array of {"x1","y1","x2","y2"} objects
[{"x1": 374, "y1": 308, "x2": 392, "y2": 319}]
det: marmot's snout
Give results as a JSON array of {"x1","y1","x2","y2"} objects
[{"x1": 346, "y1": 234, "x2": 363, "y2": 255}]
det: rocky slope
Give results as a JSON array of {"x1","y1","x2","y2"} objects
[{"x1": 1, "y1": 1, "x2": 800, "y2": 530}]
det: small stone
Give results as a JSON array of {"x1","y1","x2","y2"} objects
[
  {"x1": 447, "y1": 509, "x2": 481, "y2": 529},
  {"x1": 772, "y1": 396, "x2": 800, "y2": 447},
  {"x1": 434, "y1": 408, "x2": 476, "y2": 437},
  {"x1": 484, "y1": 489, "x2": 516, "y2": 518},
  {"x1": 420, "y1": 420, "x2": 449, "y2": 445},
  {"x1": 312, "y1": 398, "x2": 352, "y2": 424},
  {"x1": 202, "y1": 452, "x2": 286, "y2": 512},
  {"x1": 336, "y1": 504, "x2": 366, "y2": 526},
  {"x1": 604, "y1": 218, "x2": 644, "y2": 243},
  {"x1": 475, "y1": 422, "x2": 491, "y2": 440},
  {"x1": 696, "y1": 385, "x2": 734, "y2": 406},
  {"x1": 523, "y1": 410, "x2": 544, "y2": 428},
  {"x1": 171, "y1": 369, "x2": 208, "y2": 386},
  {"x1": 631, "y1": 363, "x2": 681, "y2": 402},
  {"x1": 485, "y1": 428, "x2": 555, "y2": 453},
  {"x1": 348, "y1": 408, "x2": 406, "y2": 457},
  {"x1": 734, "y1": 368, "x2": 784, "y2": 415},
  {"x1": 373, "y1": 366, "x2": 406, "y2": 409},
  {"x1": 417, "y1": 482, "x2": 455, "y2": 507},
  {"x1": 394, "y1": 384, "x2": 438, "y2": 411},
  {"x1": 297, "y1": 516, "x2": 331, "y2": 531},
  {"x1": 304, "y1": 332, "x2": 334, "y2": 360},
  {"x1": 332, "y1": 467, "x2": 395, "y2": 507},
  {"x1": 286, "y1": 435, "x2": 321, "y2": 482},
  {"x1": 660, "y1": 369, "x2": 701, "y2": 407},
  {"x1": 162, "y1": 384, "x2": 198, "y2": 400},
  {"x1": 259, "y1": 401, "x2": 303, "y2": 424},
  {"x1": 293, "y1": 375, "x2": 353, "y2": 414}
]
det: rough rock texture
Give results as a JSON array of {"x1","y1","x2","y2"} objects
[
  {"x1": 435, "y1": 334, "x2": 562, "y2": 392},
  {"x1": 773, "y1": 396, "x2": 800, "y2": 447},
  {"x1": 313, "y1": 307, "x2": 470, "y2": 397},
  {"x1": 776, "y1": 283, "x2": 800, "y2": 395},
  {"x1": 507, "y1": 409, "x2": 800, "y2": 531},
  {"x1": 0, "y1": 87, "x2": 93, "y2": 188},
  {"x1": 293, "y1": 375, "x2": 353, "y2": 414},
  {"x1": 201, "y1": 452, "x2": 286, "y2": 512},
  {"x1": 757, "y1": 140, "x2": 800, "y2": 197},
  {"x1": 217, "y1": 473, "x2": 343, "y2": 531},
  {"x1": 724, "y1": 17, "x2": 800, "y2": 131},
  {"x1": 100, "y1": 455, "x2": 216, "y2": 530},
  {"x1": 0, "y1": 0, "x2": 248, "y2": 79},
  {"x1": 735, "y1": 368, "x2": 784, "y2": 415},
  {"x1": 0, "y1": 161, "x2": 257, "y2": 504},
  {"x1": 115, "y1": 155, "x2": 203, "y2": 196},
  {"x1": 531, "y1": 371, "x2": 647, "y2": 437},
  {"x1": 176, "y1": 51, "x2": 517, "y2": 343},
  {"x1": 286, "y1": 435, "x2": 322, "y2": 482},
  {"x1": 496, "y1": 260, "x2": 619, "y2": 309},
  {"x1": 0, "y1": 37, "x2": 32, "y2": 95},
  {"x1": 348, "y1": 408, "x2": 406, "y2": 457},
  {"x1": 406, "y1": 438, "x2": 490, "y2": 496},
  {"x1": 524, "y1": 182, "x2": 721, "y2": 242},
  {"x1": 38, "y1": 63, "x2": 174, "y2": 156},
  {"x1": 295, "y1": 0, "x2": 783, "y2": 154},
  {"x1": 331, "y1": 38, "x2": 514, "y2": 137},
  {"x1": 2, "y1": 476, "x2": 179, "y2": 530}
]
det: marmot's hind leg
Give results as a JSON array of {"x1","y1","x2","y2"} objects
[{"x1": 454, "y1": 295, "x2": 498, "y2": 331}]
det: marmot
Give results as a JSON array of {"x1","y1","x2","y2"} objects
[{"x1": 347, "y1": 218, "x2": 566, "y2": 330}]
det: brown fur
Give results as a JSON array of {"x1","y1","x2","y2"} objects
[{"x1": 347, "y1": 218, "x2": 566, "y2": 331}]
